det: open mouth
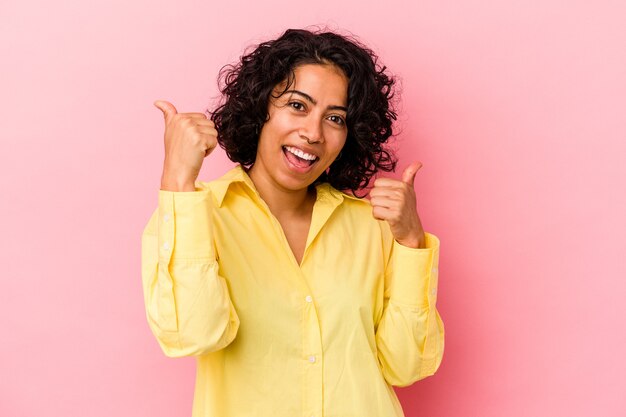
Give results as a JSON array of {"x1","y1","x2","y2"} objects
[{"x1": 282, "y1": 146, "x2": 319, "y2": 169}]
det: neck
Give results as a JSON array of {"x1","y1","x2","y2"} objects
[{"x1": 246, "y1": 165, "x2": 316, "y2": 218}]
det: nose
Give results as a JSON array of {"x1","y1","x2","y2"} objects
[{"x1": 299, "y1": 115, "x2": 324, "y2": 144}]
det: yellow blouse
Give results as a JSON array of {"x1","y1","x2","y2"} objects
[{"x1": 141, "y1": 165, "x2": 444, "y2": 417}]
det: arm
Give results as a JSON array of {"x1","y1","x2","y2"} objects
[
  {"x1": 141, "y1": 186, "x2": 240, "y2": 357},
  {"x1": 374, "y1": 228, "x2": 445, "y2": 387}
]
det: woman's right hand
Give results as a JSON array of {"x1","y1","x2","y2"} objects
[{"x1": 154, "y1": 100, "x2": 218, "y2": 192}]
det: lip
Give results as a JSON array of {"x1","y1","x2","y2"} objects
[{"x1": 282, "y1": 146, "x2": 318, "y2": 174}]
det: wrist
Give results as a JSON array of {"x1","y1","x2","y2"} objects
[
  {"x1": 160, "y1": 174, "x2": 196, "y2": 192},
  {"x1": 396, "y1": 231, "x2": 425, "y2": 249}
]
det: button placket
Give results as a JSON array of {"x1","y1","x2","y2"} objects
[{"x1": 299, "y1": 272, "x2": 323, "y2": 417}]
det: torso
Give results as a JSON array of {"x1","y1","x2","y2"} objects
[
  {"x1": 275, "y1": 190, "x2": 316, "y2": 265},
  {"x1": 278, "y1": 214, "x2": 312, "y2": 265}
]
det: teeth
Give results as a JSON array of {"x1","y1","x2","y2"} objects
[{"x1": 285, "y1": 146, "x2": 316, "y2": 161}]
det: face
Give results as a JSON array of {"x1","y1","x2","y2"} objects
[{"x1": 249, "y1": 63, "x2": 349, "y2": 193}]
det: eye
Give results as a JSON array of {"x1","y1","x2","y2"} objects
[
  {"x1": 328, "y1": 115, "x2": 346, "y2": 126},
  {"x1": 289, "y1": 101, "x2": 305, "y2": 111}
]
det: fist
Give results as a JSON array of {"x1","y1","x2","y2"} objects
[
  {"x1": 154, "y1": 100, "x2": 218, "y2": 191},
  {"x1": 369, "y1": 162, "x2": 425, "y2": 248}
]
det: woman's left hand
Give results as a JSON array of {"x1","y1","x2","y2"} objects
[{"x1": 369, "y1": 162, "x2": 426, "y2": 249}]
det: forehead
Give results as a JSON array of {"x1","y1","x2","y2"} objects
[{"x1": 274, "y1": 63, "x2": 348, "y2": 104}]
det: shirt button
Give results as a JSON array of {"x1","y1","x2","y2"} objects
[
  {"x1": 163, "y1": 213, "x2": 170, "y2": 222},
  {"x1": 305, "y1": 295, "x2": 313, "y2": 303},
  {"x1": 162, "y1": 242, "x2": 170, "y2": 250},
  {"x1": 432, "y1": 267, "x2": 438, "y2": 274},
  {"x1": 308, "y1": 355, "x2": 316, "y2": 363},
  {"x1": 431, "y1": 288, "x2": 437, "y2": 295}
]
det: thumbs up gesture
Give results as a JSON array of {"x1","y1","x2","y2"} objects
[
  {"x1": 369, "y1": 162, "x2": 426, "y2": 248},
  {"x1": 154, "y1": 100, "x2": 218, "y2": 192}
]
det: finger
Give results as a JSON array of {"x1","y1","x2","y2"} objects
[
  {"x1": 401, "y1": 161, "x2": 423, "y2": 185},
  {"x1": 183, "y1": 118, "x2": 216, "y2": 132},
  {"x1": 191, "y1": 119, "x2": 216, "y2": 129},
  {"x1": 373, "y1": 177, "x2": 406, "y2": 189},
  {"x1": 153, "y1": 100, "x2": 178, "y2": 124},
  {"x1": 372, "y1": 205, "x2": 394, "y2": 221},
  {"x1": 179, "y1": 112, "x2": 210, "y2": 119},
  {"x1": 369, "y1": 195, "x2": 395, "y2": 209},
  {"x1": 204, "y1": 142, "x2": 217, "y2": 157},
  {"x1": 369, "y1": 187, "x2": 403, "y2": 200},
  {"x1": 195, "y1": 126, "x2": 218, "y2": 136}
]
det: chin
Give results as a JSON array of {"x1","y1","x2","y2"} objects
[{"x1": 275, "y1": 170, "x2": 320, "y2": 192}]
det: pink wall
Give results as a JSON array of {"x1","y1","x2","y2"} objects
[{"x1": 1, "y1": 1, "x2": 624, "y2": 416}]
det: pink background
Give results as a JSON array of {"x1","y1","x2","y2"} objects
[{"x1": 1, "y1": 0, "x2": 625, "y2": 416}]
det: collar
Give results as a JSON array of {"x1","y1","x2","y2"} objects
[{"x1": 209, "y1": 165, "x2": 363, "y2": 208}]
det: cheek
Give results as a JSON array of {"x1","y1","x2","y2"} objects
[
  {"x1": 269, "y1": 111, "x2": 297, "y2": 134},
  {"x1": 329, "y1": 133, "x2": 347, "y2": 156}
]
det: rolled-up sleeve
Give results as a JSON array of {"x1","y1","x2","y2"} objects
[
  {"x1": 141, "y1": 187, "x2": 240, "y2": 358},
  {"x1": 375, "y1": 228, "x2": 445, "y2": 387}
]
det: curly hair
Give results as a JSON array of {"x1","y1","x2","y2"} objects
[{"x1": 209, "y1": 28, "x2": 398, "y2": 196}]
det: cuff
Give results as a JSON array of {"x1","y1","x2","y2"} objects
[
  {"x1": 389, "y1": 232, "x2": 440, "y2": 308},
  {"x1": 157, "y1": 188, "x2": 215, "y2": 263}
]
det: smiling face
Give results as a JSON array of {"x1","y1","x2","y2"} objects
[{"x1": 248, "y1": 63, "x2": 349, "y2": 194}]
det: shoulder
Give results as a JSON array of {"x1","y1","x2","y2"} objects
[
  {"x1": 192, "y1": 166, "x2": 249, "y2": 207},
  {"x1": 324, "y1": 184, "x2": 383, "y2": 226},
  {"x1": 324, "y1": 184, "x2": 394, "y2": 255},
  {"x1": 323, "y1": 183, "x2": 371, "y2": 207}
]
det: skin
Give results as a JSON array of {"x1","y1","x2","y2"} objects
[
  {"x1": 246, "y1": 63, "x2": 349, "y2": 262},
  {"x1": 154, "y1": 63, "x2": 426, "y2": 265},
  {"x1": 370, "y1": 161, "x2": 426, "y2": 249}
]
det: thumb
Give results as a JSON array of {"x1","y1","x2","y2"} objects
[
  {"x1": 153, "y1": 100, "x2": 178, "y2": 124},
  {"x1": 401, "y1": 161, "x2": 422, "y2": 185}
]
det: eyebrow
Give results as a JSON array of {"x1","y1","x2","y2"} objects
[{"x1": 284, "y1": 89, "x2": 348, "y2": 113}]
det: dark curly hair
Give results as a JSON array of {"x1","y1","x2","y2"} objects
[{"x1": 208, "y1": 28, "x2": 398, "y2": 197}]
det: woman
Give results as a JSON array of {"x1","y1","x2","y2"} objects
[{"x1": 142, "y1": 28, "x2": 444, "y2": 417}]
